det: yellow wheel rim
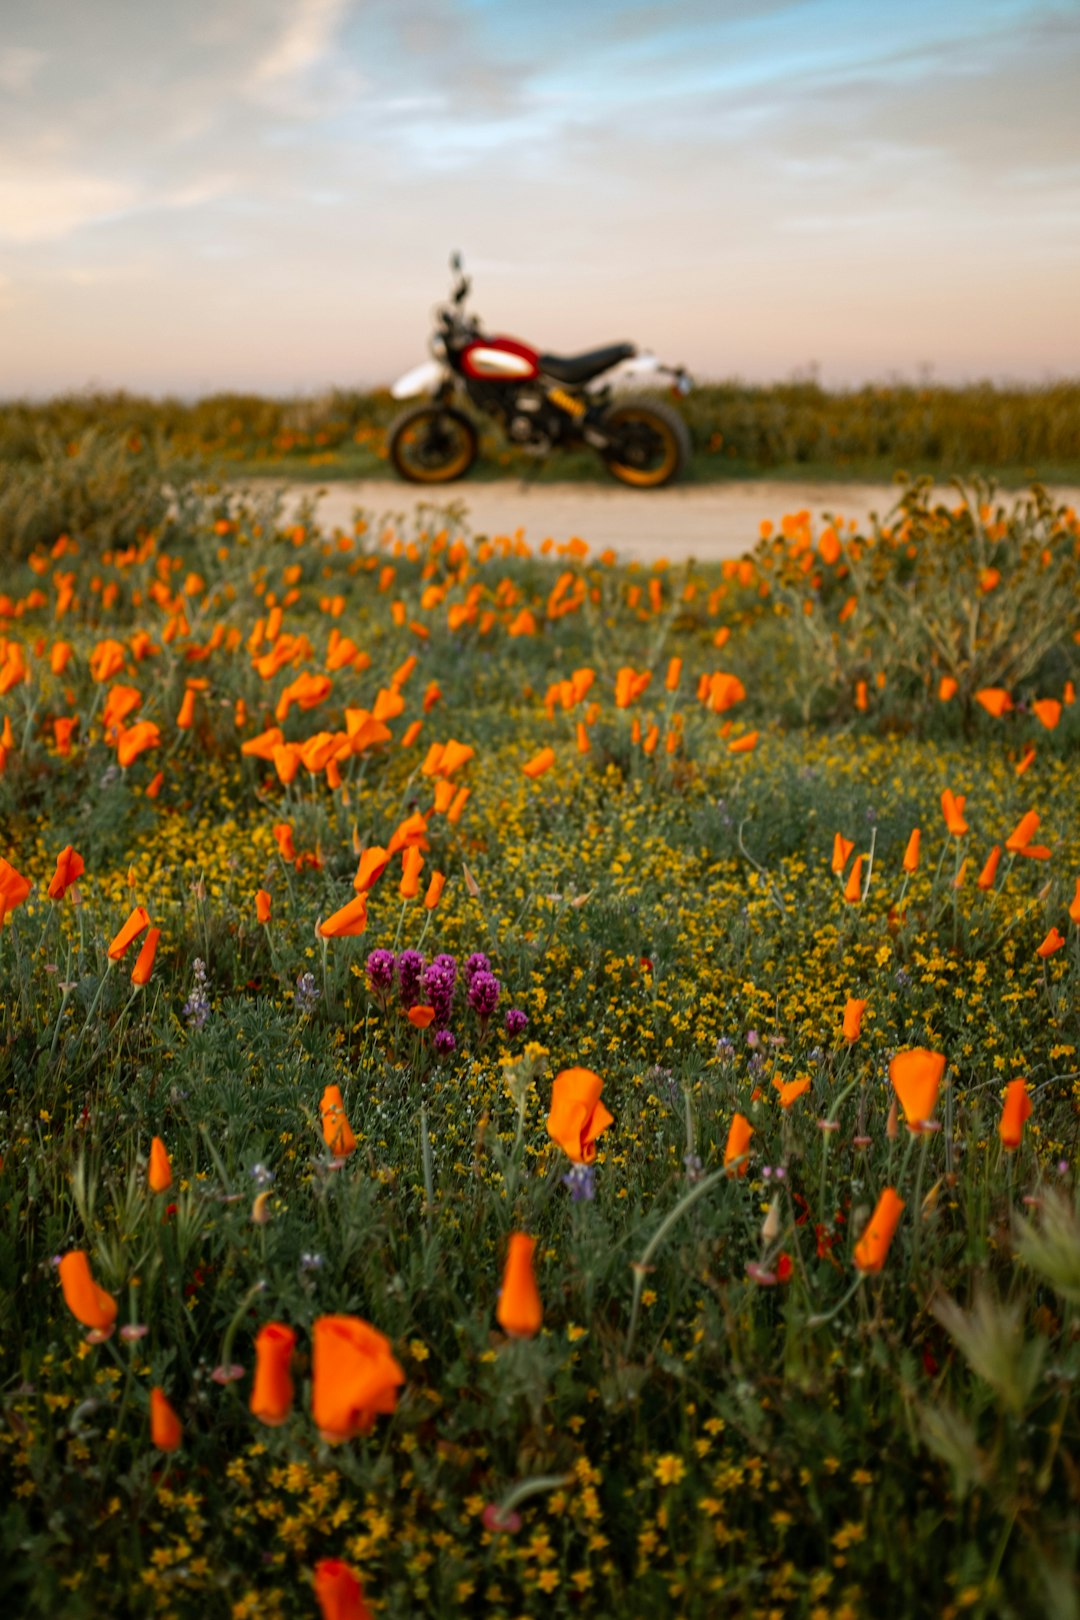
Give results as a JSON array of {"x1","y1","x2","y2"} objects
[
  {"x1": 605, "y1": 411, "x2": 680, "y2": 487},
  {"x1": 396, "y1": 419, "x2": 474, "y2": 483}
]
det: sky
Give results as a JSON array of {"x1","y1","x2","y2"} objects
[{"x1": 1, "y1": 0, "x2": 1078, "y2": 397}]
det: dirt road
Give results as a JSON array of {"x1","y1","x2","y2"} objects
[{"x1": 251, "y1": 477, "x2": 1080, "y2": 565}]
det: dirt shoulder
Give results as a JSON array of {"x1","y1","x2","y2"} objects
[{"x1": 241, "y1": 477, "x2": 1080, "y2": 564}]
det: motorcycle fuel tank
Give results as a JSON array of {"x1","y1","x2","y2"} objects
[{"x1": 460, "y1": 336, "x2": 540, "y2": 381}]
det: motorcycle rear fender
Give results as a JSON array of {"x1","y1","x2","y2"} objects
[
  {"x1": 391, "y1": 359, "x2": 446, "y2": 400},
  {"x1": 604, "y1": 353, "x2": 693, "y2": 394}
]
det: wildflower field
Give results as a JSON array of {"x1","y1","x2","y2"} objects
[{"x1": 1, "y1": 471, "x2": 1079, "y2": 1620}]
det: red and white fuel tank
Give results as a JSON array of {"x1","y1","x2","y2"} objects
[{"x1": 459, "y1": 336, "x2": 540, "y2": 381}]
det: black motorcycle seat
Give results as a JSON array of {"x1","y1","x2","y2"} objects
[{"x1": 538, "y1": 343, "x2": 637, "y2": 384}]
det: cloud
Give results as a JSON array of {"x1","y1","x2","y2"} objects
[
  {"x1": 0, "y1": 45, "x2": 45, "y2": 92},
  {"x1": 0, "y1": 167, "x2": 141, "y2": 244},
  {"x1": 249, "y1": 0, "x2": 351, "y2": 87}
]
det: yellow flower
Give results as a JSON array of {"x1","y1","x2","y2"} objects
[{"x1": 653, "y1": 1454, "x2": 686, "y2": 1486}]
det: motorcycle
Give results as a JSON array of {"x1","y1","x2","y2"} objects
[{"x1": 387, "y1": 253, "x2": 693, "y2": 488}]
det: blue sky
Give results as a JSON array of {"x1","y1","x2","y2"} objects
[{"x1": 1, "y1": 0, "x2": 1077, "y2": 395}]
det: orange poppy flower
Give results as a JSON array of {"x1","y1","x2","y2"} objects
[
  {"x1": 1070, "y1": 877, "x2": 1080, "y2": 926},
  {"x1": 386, "y1": 811, "x2": 430, "y2": 856},
  {"x1": 131, "y1": 926, "x2": 160, "y2": 986},
  {"x1": 855, "y1": 679, "x2": 868, "y2": 712},
  {"x1": 272, "y1": 823, "x2": 296, "y2": 863},
  {"x1": 889, "y1": 1048, "x2": 946, "y2": 1133},
  {"x1": 1036, "y1": 927, "x2": 1065, "y2": 958},
  {"x1": 256, "y1": 889, "x2": 272, "y2": 924},
  {"x1": 47, "y1": 845, "x2": 84, "y2": 900},
  {"x1": 116, "y1": 720, "x2": 160, "y2": 768},
  {"x1": 53, "y1": 716, "x2": 79, "y2": 756},
  {"x1": 665, "y1": 656, "x2": 682, "y2": 691},
  {"x1": 146, "y1": 770, "x2": 164, "y2": 799},
  {"x1": 974, "y1": 687, "x2": 1012, "y2": 717},
  {"x1": 615, "y1": 666, "x2": 652, "y2": 708},
  {"x1": 150, "y1": 1387, "x2": 183, "y2": 1453},
  {"x1": 843, "y1": 856, "x2": 864, "y2": 904},
  {"x1": 58, "y1": 1250, "x2": 117, "y2": 1331},
  {"x1": 831, "y1": 833, "x2": 854, "y2": 874},
  {"x1": 938, "y1": 675, "x2": 958, "y2": 701},
  {"x1": 1032, "y1": 699, "x2": 1061, "y2": 730},
  {"x1": 998, "y1": 1079, "x2": 1032, "y2": 1151},
  {"x1": 853, "y1": 1187, "x2": 905, "y2": 1273},
  {"x1": 242, "y1": 726, "x2": 285, "y2": 761},
  {"x1": 436, "y1": 739, "x2": 475, "y2": 777},
  {"x1": 313, "y1": 1559, "x2": 374, "y2": 1620},
  {"x1": 704, "y1": 671, "x2": 746, "y2": 714},
  {"x1": 407, "y1": 1005, "x2": 436, "y2": 1029},
  {"x1": 148, "y1": 1135, "x2": 172, "y2": 1193},
  {"x1": 729, "y1": 730, "x2": 758, "y2": 754},
  {"x1": 724, "y1": 1112, "x2": 753, "y2": 1176},
  {"x1": 546, "y1": 1068, "x2": 613, "y2": 1164},
  {"x1": 176, "y1": 688, "x2": 196, "y2": 730},
  {"x1": 842, "y1": 998, "x2": 867, "y2": 1042},
  {"x1": 1005, "y1": 811, "x2": 1039, "y2": 853},
  {"x1": 772, "y1": 1074, "x2": 811, "y2": 1108},
  {"x1": 902, "y1": 829, "x2": 920, "y2": 874},
  {"x1": 107, "y1": 905, "x2": 150, "y2": 961},
  {"x1": 250, "y1": 1322, "x2": 296, "y2": 1427},
  {"x1": 399, "y1": 845, "x2": 424, "y2": 899},
  {"x1": 272, "y1": 743, "x2": 301, "y2": 785},
  {"x1": 353, "y1": 846, "x2": 390, "y2": 892},
  {"x1": 0, "y1": 857, "x2": 31, "y2": 918},
  {"x1": 941, "y1": 789, "x2": 968, "y2": 837},
  {"x1": 319, "y1": 894, "x2": 368, "y2": 938},
  {"x1": 496, "y1": 1233, "x2": 543, "y2": 1338},
  {"x1": 320, "y1": 1084, "x2": 357, "y2": 1157},
  {"x1": 423, "y1": 871, "x2": 445, "y2": 910},
  {"x1": 446, "y1": 786, "x2": 470, "y2": 824},
  {"x1": 276, "y1": 671, "x2": 332, "y2": 724},
  {"x1": 311, "y1": 1315, "x2": 405, "y2": 1444},
  {"x1": 522, "y1": 747, "x2": 556, "y2": 779},
  {"x1": 976, "y1": 845, "x2": 1001, "y2": 890}
]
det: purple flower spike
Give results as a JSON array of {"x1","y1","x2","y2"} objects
[
  {"x1": 504, "y1": 1007, "x2": 528, "y2": 1037},
  {"x1": 397, "y1": 949, "x2": 426, "y2": 1009},
  {"x1": 464, "y1": 952, "x2": 491, "y2": 986},
  {"x1": 467, "y1": 969, "x2": 501, "y2": 1019},
  {"x1": 434, "y1": 1029, "x2": 457, "y2": 1056},
  {"x1": 365, "y1": 949, "x2": 396, "y2": 992},
  {"x1": 423, "y1": 960, "x2": 457, "y2": 1024}
]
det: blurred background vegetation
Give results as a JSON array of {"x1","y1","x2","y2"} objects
[{"x1": 2, "y1": 379, "x2": 1078, "y2": 490}]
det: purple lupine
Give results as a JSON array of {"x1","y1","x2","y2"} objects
[
  {"x1": 365, "y1": 949, "x2": 396, "y2": 994},
  {"x1": 463, "y1": 951, "x2": 491, "y2": 987},
  {"x1": 397, "y1": 949, "x2": 426, "y2": 1009},
  {"x1": 467, "y1": 969, "x2": 501, "y2": 1020},
  {"x1": 504, "y1": 1007, "x2": 528, "y2": 1036},
  {"x1": 422, "y1": 958, "x2": 457, "y2": 1025},
  {"x1": 562, "y1": 1163, "x2": 596, "y2": 1202},
  {"x1": 434, "y1": 1029, "x2": 457, "y2": 1057}
]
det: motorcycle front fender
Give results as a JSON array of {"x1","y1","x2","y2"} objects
[{"x1": 390, "y1": 360, "x2": 446, "y2": 400}]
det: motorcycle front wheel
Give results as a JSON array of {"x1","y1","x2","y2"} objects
[
  {"x1": 388, "y1": 405, "x2": 478, "y2": 484},
  {"x1": 598, "y1": 396, "x2": 691, "y2": 488}
]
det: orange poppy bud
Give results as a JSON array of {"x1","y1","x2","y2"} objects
[
  {"x1": 432, "y1": 779, "x2": 456, "y2": 813},
  {"x1": 842, "y1": 998, "x2": 867, "y2": 1042},
  {"x1": 446, "y1": 785, "x2": 471, "y2": 824},
  {"x1": 58, "y1": 1250, "x2": 117, "y2": 1332},
  {"x1": 831, "y1": 833, "x2": 854, "y2": 874},
  {"x1": 953, "y1": 858, "x2": 968, "y2": 890},
  {"x1": 148, "y1": 1134, "x2": 172, "y2": 1193},
  {"x1": 665, "y1": 657, "x2": 682, "y2": 692},
  {"x1": 843, "y1": 856, "x2": 864, "y2": 904},
  {"x1": 724, "y1": 1112, "x2": 753, "y2": 1176},
  {"x1": 998, "y1": 1079, "x2": 1032, "y2": 1151},
  {"x1": 889, "y1": 1048, "x2": 945, "y2": 1133},
  {"x1": 853, "y1": 1187, "x2": 905, "y2": 1273},
  {"x1": 256, "y1": 889, "x2": 272, "y2": 924},
  {"x1": 311, "y1": 1315, "x2": 405, "y2": 1444},
  {"x1": 314, "y1": 1559, "x2": 374, "y2": 1620},
  {"x1": 319, "y1": 894, "x2": 368, "y2": 938},
  {"x1": 1005, "y1": 811, "x2": 1039, "y2": 853},
  {"x1": 150, "y1": 1387, "x2": 183, "y2": 1453},
  {"x1": 855, "y1": 679, "x2": 868, "y2": 712},
  {"x1": 107, "y1": 905, "x2": 150, "y2": 961},
  {"x1": 546, "y1": 1068, "x2": 613, "y2": 1164},
  {"x1": 131, "y1": 926, "x2": 160, "y2": 986},
  {"x1": 576, "y1": 721, "x2": 591, "y2": 755},
  {"x1": 976, "y1": 845, "x2": 1001, "y2": 890},
  {"x1": 146, "y1": 770, "x2": 164, "y2": 799},
  {"x1": 400, "y1": 719, "x2": 423, "y2": 748},
  {"x1": 423, "y1": 871, "x2": 445, "y2": 910},
  {"x1": 1064, "y1": 681, "x2": 1076, "y2": 707},
  {"x1": 496, "y1": 1233, "x2": 543, "y2": 1339},
  {"x1": 407, "y1": 1005, "x2": 435, "y2": 1029},
  {"x1": 48, "y1": 845, "x2": 85, "y2": 900},
  {"x1": 1070, "y1": 877, "x2": 1080, "y2": 926},
  {"x1": 399, "y1": 845, "x2": 424, "y2": 899},
  {"x1": 1036, "y1": 927, "x2": 1065, "y2": 958},
  {"x1": 941, "y1": 789, "x2": 968, "y2": 838},
  {"x1": 320, "y1": 1085, "x2": 357, "y2": 1157},
  {"x1": 250, "y1": 1322, "x2": 296, "y2": 1427},
  {"x1": 902, "y1": 829, "x2": 920, "y2": 874},
  {"x1": 272, "y1": 823, "x2": 296, "y2": 863},
  {"x1": 176, "y1": 688, "x2": 196, "y2": 729},
  {"x1": 522, "y1": 747, "x2": 556, "y2": 778}
]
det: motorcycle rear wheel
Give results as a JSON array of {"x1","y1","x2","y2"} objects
[
  {"x1": 388, "y1": 405, "x2": 478, "y2": 484},
  {"x1": 598, "y1": 396, "x2": 690, "y2": 488}
]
